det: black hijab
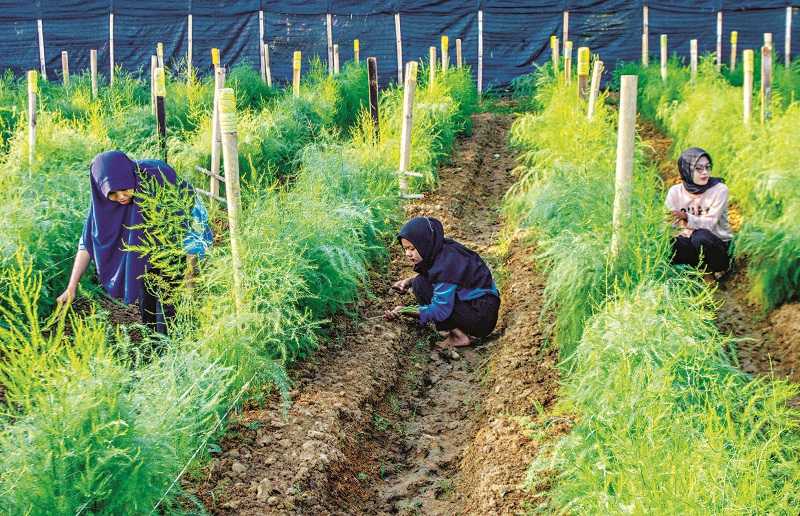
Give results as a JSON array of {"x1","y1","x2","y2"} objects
[
  {"x1": 397, "y1": 217, "x2": 494, "y2": 290},
  {"x1": 677, "y1": 147, "x2": 723, "y2": 194}
]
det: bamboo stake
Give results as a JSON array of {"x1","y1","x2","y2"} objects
[
  {"x1": 761, "y1": 43, "x2": 773, "y2": 124},
  {"x1": 577, "y1": 46, "x2": 590, "y2": 99},
  {"x1": 564, "y1": 41, "x2": 573, "y2": 84},
  {"x1": 217, "y1": 87, "x2": 245, "y2": 317},
  {"x1": 333, "y1": 44, "x2": 340, "y2": 74},
  {"x1": 743, "y1": 49, "x2": 754, "y2": 126},
  {"x1": 293, "y1": 51, "x2": 301, "y2": 97},
  {"x1": 354, "y1": 39, "x2": 360, "y2": 64},
  {"x1": 258, "y1": 9, "x2": 265, "y2": 80},
  {"x1": 429, "y1": 46, "x2": 436, "y2": 90},
  {"x1": 550, "y1": 36, "x2": 560, "y2": 72},
  {"x1": 61, "y1": 51, "x2": 69, "y2": 86},
  {"x1": 611, "y1": 75, "x2": 638, "y2": 258},
  {"x1": 642, "y1": 5, "x2": 649, "y2": 66},
  {"x1": 326, "y1": 13, "x2": 334, "y2": 75},
  {"x1": 37, "y1": 19, "x2": 47, "y2": 80},
  {"x1": 395, "y1": 13, "x2": 403, "y2": 83},
  {"x1": 563, "y1": 11, "x2": 570, "y2": 62},
  {"x1": 690, "y1": 39, "x2": 698, "y2": 82},
  {"x1": 211, "y1": 47, "x2": 220, "y2": 70},
  {"x1": 187, "y1": 14, "x2": 193, "y2": 75},
  {"x1": 399, "y1": 61, "x2": 419, "y2": 198},
  {"x1": 730, "y1": 31, "x2": 738, "y2": 70},
  {"x1": 456, "y1": 38, "x2": 462, "y2": 68},
  {"x1": 787, "y1": 6, "x2": 793, "y2": 68},
  {"x1": 660, "y1": 34, "x2": 668, "y2": 81},
  {"x1": 478, "y1": 9, "x2": 484, "y2": 95},
  {"x1": 90, "y1": 49, "x2": 98, "y2": 98},
  {"x1": 157, "y1": 42, "x2": 164, "y2": 67},
  {"x1": 587, "y1": 60, "x2": 603, "y2": 120},
  {"x1": 441, "y1": 35, "x2": 449, "y2": 72},
  {"x1": 367, "y1": 57, "x2": 380, "y2": 142},
  {"x1": 716, "y1": 11, "x2": 723, "y2": 72},
  {"x1": 27, "y1": 71, "x2": 37, "y2": 173},
  {"x1": 210, "y1": 66, "x2": 225, "y2": 201},
  {"x1": 262, "y1": 43, "x2": 272, "y2": 87},
  {"x1": 154, "y1": 67, "x2": 167, "y2": 161},
  {"x1": 109, "y1": 13, "x2": 114, "y2": 86},
  {"x1": 150, "y1": 55, "x2": 157, "y2": 115}
]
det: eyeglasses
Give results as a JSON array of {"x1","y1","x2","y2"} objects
[{"x1": 693, "y1": 163, "x2": 712, "y2": 172}]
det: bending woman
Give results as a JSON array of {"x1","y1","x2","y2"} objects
[
  {"x1": 385, "y1": 216, "x2": 500, "y2": 348},
  {"x1": 57, "y1": 150, "x2": 211, "y2": 335},
  {"x1": 665, "y1": 147, "x2": 733, "y2": 275}
]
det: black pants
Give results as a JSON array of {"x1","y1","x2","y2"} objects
[
  {"x1": 139, "y1": 271, "x2": 178, "y2": 336},
  {"x1": 672, "y1": 229, "x2": 731, "y2": 273},
  {"x1": 411, "y1": 275, "x2": 500, "y2": 338}
]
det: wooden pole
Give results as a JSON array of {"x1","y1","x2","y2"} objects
[
  {"x1": 326, "y1": 13, "x2": 334, "y2": 75},
  {"x1": 563, "y1": 11, "x2": 570, "y2": 62},
  {"x1": 743, "y1": 49, "x2": 754, "y2": 126},
  {"x1": 367, "y1": 57, "x2": 380, "y2": 142},
  {"x1": 211, "y1": 47, "x2": 220, "y2": 70},
  {"x1": 611, "y1": 75, "x2": 638, "y2": 258},
  {"x1": 441, "y1": 35, "x2": 449, "y2": 73},
  {"x1": 564, "y1": 41, "x2": 573, "y2": 84},
  {"x1": 787, "y1": 6, "x2": 793, "y2": 68},
  {"x1": 429, "y1": 46, "x2": 436, "y2": 90},
  {"x1": 61, "y1": 51, "x2": 69, "y2": 86},
  {"x1": 395, "y1": 13, "x2": 403, "y2": 83},
  {"x1": 716, "y1": 11, "x2": 723, "y2": 72},
  {"x1": 456, "y1": 38, "x2": 462, "y2": 68},
  {"x1": 660, "y1": 34, "x2": 668, "y2": 81},
  {"x1": 157, "y1": 42, "x2": 164, "y2": 67},
  {"x1": 293, "y1": 51, "x2": 302, "y2": 97},
  {"x1": 587, "y1": 60, "x2": 604, "y2": 121},
  {"x1": 642, "y1": 5, "x2": 649, "y2": 66},
  {"x1": 109, "y1": 13, "x2": 114, "y2": 86},
  {"x1": 577, "y1": 46, "x2": 590, "y2": 99},
  {"x1": 761, "y1": 42, "x2": 773, "y2": 124},
  {"x1": 37, "y1": 19, "x2": 47, "y2": 80},
  {"x1": 187, "y1": 14, "x2": 193, "y2": 75},
  {"x1": 478, "y1": 9, "x2": 484, "y2": 95},
  {"x1": 150, "y1": 55, "x2": 157, "y2": 115},
  {"x1": 550, "y1": 36, "x2": 560, "y2": 73},
  {"x1": 690, "y1": 39, "x2": 698, "y2": 82},
  {"x1": 90, "y1": 49, "x2": 98, "y2": 98},
  {"x1": 210, "y1": 66, "x2": 226, "y2": 202},
  {"x1": 155, "y1": 66, "x2": 167, "y2": 161},
  {"x1": 259, "y1": 9, "x2": 265, "y2": 80},
  {"x1": 217, "y1": 87, "x2": 245, "y2": 317},
  {"x1": 398, "y1": 61, "x2": 419, "y2": 198},
  {"x1": 354, "y1": 39, "x2": 360, "y2": 64},
  {"x1": 333, "y1": 44, "x2": 340, "y2": 74},
  {"x1": 262, "y1": 43, "x2": 272, "y2": 87},
  {"x1": 730, "y1": 31, "x2": 738, "y2": 70},
  {"x1": 27, "y1": 70, "x2": 37, "y2": 173}
]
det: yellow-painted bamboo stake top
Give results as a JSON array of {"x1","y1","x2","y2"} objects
[
  {"x1": 354, "y1": 39, "x2": 360, "y2": 52},
  {"x1": 577, "y1": 46, "x2": 590, "y2": 75},
  {"x1": 27, "y1": 70, "x2": 38, "y2": 93},
  {"x1": 731, "y1": 31, "x2": 738, "y2": 44},
  {"x1": 218, "y1": 88, "x2": 237, "y2": 133},
  {"x1": 211, "y1": 48, "x2": 220, "y2": 66},
  {"x1": 661, "y1": 34, "x2": 667, "y2": 46},
  {"x1": 293, "y1": 51, "x2": 302, "y2": 69},
  {"x1": 407, "y1": 60, "x2": 418, "y2": 81},
  {"x1": 157, "y1": 42, "x2": 163, "y2": 59},
  {"x1": 441, "y1": 35, "x2": 449, "y2": 52},
  {"x1": 154, "y1": 67, "x2": 166, "y2": 97},
  {"x1": 550, "y1": 35, "x2": 557, "y2": 50},
  {"x1": 744, "y1": 49, "x2": 754, "y2": 72}
]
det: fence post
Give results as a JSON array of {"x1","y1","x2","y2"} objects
[
  {"x1": 27, "y1": 71, "x2": 37, "y2": 173},
  {"x1": 478, "y1": 9, "x2": 484, "y2": 95},
  {"x1": 61, "y1": 51, "x2": 69, "y2": 86},
  {"x1": 587, "y1": 60, "x2": 603, "y2": 120},
  {"x1": 551, "y1": 36, "x2": 560, "y2": 72},
  {"x1": 429, "y1": 46, "x2": 436, "y2": 90},
  {"x1": 150, "y1": 55, "x2": 158, "y2": 115},
  {"x1": 109, "y1": 12, "x2": 114, "y2": 86},
  {"x1": 564, "y1": 41, "x2": 573, "y2": 83},
  {"x1": 326, "y1": 13, "x2": 334, "y2": 75},
  {"x1": 210, "y1": 66, "x2": 226, "y2": 201},
  {"x1": 367, "y1": 57, "x2": 380, "y2": 142},
  {"x1": 395, "y1": 13, "x2": 403, "y2": 83},
  {"x1": 37, "y1": 19, "x2": 47, "y2": 80},
  {"x1": 786, "y1": 6, "x2": 793, "y2": 68},
  {"x1": 642, "y1": 5, "x2": 649, "y2": 66},
  {"x1": 187, "y1": 14, "x2": 193, "y2": 75},
  {"x1": 217, "y1": 88, "x2": 245, "y2": 317},
  {"x1": 262, "y1": 43, "x2": 272, "y2": 86},
  {"x1": 354, "y1": 39, "x2": 360, "y2": 64},
  {"x1": 743, "y1": 49, "x2": 754, "y2": 126},
  {"x1": 293, "y1": 51, "x2": 302, "y2": 97},
  {"x1": 155, "y1": 67, "x2": 167, "y2": 161},
  {"x1": 716, "y1": 11, "x2": 723, "y2": 72},
  {"x1": 259, "y1": 9, "x2": 265, "y2": 80},
  {"x1": 611, "y1": 75, "x2": 638, "y2": 258},
  {"x1": 211, "y1": 47, "x2": 220, "y2": 70},
  {"x1": 90, "y1": 49, "x2": 98, "y2": 98},
  {"x1": 563, "y1": 11, "x2": 570, "y2": 61},
  {"x1": 761, "y1": 38, "x2": 773, "y2": 124},
  {"x1": 577, "y1": 47, "x2": 590, "y2": 99},
  {"x1": 660, "y1": 34, "x2": 668, "y2": 81},
  {"x1": 456, "y1": 38, "x2": 462, "y2": 68},
  {"x1": 399, "y1": 61, "x2": 418, "y2": 198},
  {"x1": 441, "y1": 35, "x2": 449, "y2": 72},
  {"x1": 690, "y1": 39, "x2": 698, "y2": 82},
  {"x1": 157, "y1": 42, "x2": 164, "y2": 68},
  {"x1": 333, "y1": 44, "x2": 340, "y2": 74}
]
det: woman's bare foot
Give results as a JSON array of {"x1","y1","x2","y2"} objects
[{"x1": 449, "y1": 328, "x2": 472, "y2": 347}]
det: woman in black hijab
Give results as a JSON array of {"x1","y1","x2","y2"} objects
[{"x1": 385, "y1": 216, "x2": 500, "y2": 348}]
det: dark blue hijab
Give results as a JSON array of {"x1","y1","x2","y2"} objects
[
  {"x1": 677, "y1": 147, "x2": 723, "y2": 194},
  {"x1": 398, "y1": 217, "x2": 494, "y2": 290},
  {"x1": 80, "y1": 150, "x2": 178, "y2": 304}
]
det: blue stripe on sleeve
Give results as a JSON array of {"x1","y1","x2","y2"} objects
[{"x1": 418, "y1": 282, "x2": 457, "y2": 325}]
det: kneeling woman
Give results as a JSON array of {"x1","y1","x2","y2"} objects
[
  {"x1": 385, "y1": 217, "x2": 500, "y2": 348},
  {"x1": 57, "y1": 150, "x2": 212, "y2": 335},
  {"x1": 665, "y1": 147, "x2": 733, "y2": 275}
]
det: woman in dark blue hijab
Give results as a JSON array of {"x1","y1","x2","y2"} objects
[
  {"x1": 57, "y1": 150, "x2": 211, "y2": 335},
  {"x1": 385, "y1": 216, "x2": 500, "y2": 349}
]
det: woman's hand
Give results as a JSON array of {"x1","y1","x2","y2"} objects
[
  {"x1": 384, "y1": 305, "x2": 405, "y2": 321},
  {"x1": 57, "y1": 286, "x2": 77, "y2": 305},
  {"x1": 391, "y1": 277, "x2": 413, "y2": 293},
  {"x1": 671, "y1": 209, "x2": 688, "y2": 222}
]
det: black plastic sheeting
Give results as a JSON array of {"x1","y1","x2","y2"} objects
[{"x1": 0, "y1": 1, "x2": 797, "y2": 89}]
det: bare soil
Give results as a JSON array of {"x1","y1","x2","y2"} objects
[{"x1": 180, "y1": 110, "x2": 561, "y2": 514}]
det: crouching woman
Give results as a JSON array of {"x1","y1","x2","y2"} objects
[
  {"x1": 665, "y1": 147, "x2": 733, "y2": 276},
  {"x1": 385, "y1": 216, "x2": 500, "y2": 348}
]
